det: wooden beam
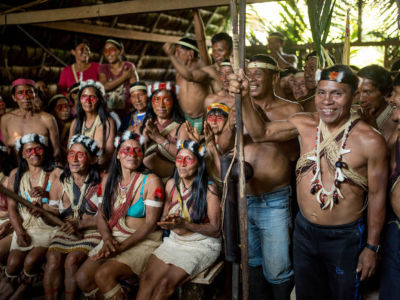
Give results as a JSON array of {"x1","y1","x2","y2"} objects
[
  {"x1": 34, "y1": 21, "x2": 181, "y2": 43},
  {"x1": 0, "y1": 0, "x2": 275, "y2": 25}
]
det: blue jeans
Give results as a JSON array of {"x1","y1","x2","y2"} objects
[
  {"x1": 379, "y1": 212, "x2": 400, "y2": 300},
  {"x1": 247, "y1": 186, "x2": 294, "y2": 284}
]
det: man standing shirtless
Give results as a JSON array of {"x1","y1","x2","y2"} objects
[
  {"x1": 267, "y1": 32, "x2": 297, "y2": 69},
  {"x1": 219, "y1": 54, "x2": 301, "y2": 300},
  {"x1": 1, "y1": 79, "x2": 60, "y2": 161},
  {"x1": 230, "y1": 64, "x2": 387, "y2": 300}
]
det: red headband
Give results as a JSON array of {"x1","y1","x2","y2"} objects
[{"x1": 12, "y1": 79, "x2": 36, "y2": 89}]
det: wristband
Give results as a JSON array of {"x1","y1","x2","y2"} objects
[{"x1": 365, "y1": 243, "x2": 380, "y2": 253}]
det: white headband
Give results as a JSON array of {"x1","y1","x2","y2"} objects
[
  {"x1": 79, "y1": 80, "x2": 106, "y2": 97},
  {"x1": 129, "y1": 85, "x2": 147, "y2": 94},
  {"x1": 15, "y1": 134, "x2": 48, "y2": 151},
  {"x1": 68, "y1": 134, "x2": 102, "y2": 157},
  {"x1": 248, "y1": 62, "x2": 281, "y2": 71},
  {"x1": 114, "y1": 131, "x2": 146, "y2": 148},
  {"x1": 177, "y1": 40, "x2": 199, "y2": 53}
]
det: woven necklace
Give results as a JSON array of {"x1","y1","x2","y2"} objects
[{"x1": 310, "y1": 117, "x2": 352, "y2": 210}]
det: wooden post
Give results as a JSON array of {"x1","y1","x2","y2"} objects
[{"x1": 230, "y1": 0, "x2": 248, "y2": 299}]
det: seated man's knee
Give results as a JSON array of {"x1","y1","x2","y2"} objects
[
  {"x1": 6, "y1": 253, "x2": 24, "y2": 275},
  {"x1": 64, "y1": 253, "x2": 84, "y2": 272},
  {"x1": 157, "y1": 277, "x2": 176, "y2": 297},
  {"x1": 76, "y1": 266, "x2": 93, "y2": 291},
  {"x1": 45, "y1": 251, "x2": 62, "y2": 272},
  {"x1": 94, "y1": 264, "x2": 114, "y2": 287}
]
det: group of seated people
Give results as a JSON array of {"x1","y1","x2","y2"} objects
[{"x1": 0, "y1": 10, "x2": 400, "y2": 300}]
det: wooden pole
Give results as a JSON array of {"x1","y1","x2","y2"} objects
[
  {"x1": 230, "y1": 0, "x2": 248, "y2": 299},
  {"x1": 0, "y1": 185, "x2": 64, "y2": 226}
]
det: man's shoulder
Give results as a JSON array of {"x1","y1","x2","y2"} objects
[
  {"x1": 38, "y1": 111, "x2": 56, "y2": 122},
  {"x1": 353, "y1": 120, "x2": 387, "y2": 150},
  {"x1": 275, "y1": 99, "x2": 303, "y2": 115}
]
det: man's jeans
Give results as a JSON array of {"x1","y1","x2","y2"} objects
[{"x1": 247, "y1": 186, "x2": 294, "y2": 284}]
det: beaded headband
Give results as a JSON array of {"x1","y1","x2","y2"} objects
[
  {"x1": 177, "y1": 40, "x2": 199, "y2": 53},
  {"x1": 147, "y1": 81, "x2": 179, "y2": 97},
  {"x1": 207, "y1": 102, "x2": 230, "y2": 114},
  {"x1": 248, "y1": 62, "x2": 281, "y2": 71},
  {"x1": 114, "y1": 130, "x2": 146, "y2": 148},
  {"x1": 79, "y1": 80, "x2": 106, "y2": 97},
  {"x1": 176, "y1": 139, "x2": 206, "y2": 158},
  {"x1": 129, "y1": 84, "x2": 147, "y2": 94},
  {"x1": 69, "y1": 134, "x2": 102, "y2": 157},
  {"x1": 15, "y1": 134, "x2": 48, "y2": 151}
]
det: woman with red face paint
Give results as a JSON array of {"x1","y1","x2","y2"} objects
[
  {"x1": 46, "y1": 94, "x2": 73, "y2": 162},
  {"x1": 69, "y1": 80, "x2": 116, "y2": 168},
  {"x1": 58, "y1": 39, "x2": 100, "y2": 95},
  {"x1": 76, "y1": 131, "x2": 164, "y2": 300},
  {"x1": 119, "y1": 81, "x2": 148, "y2": 133},
  {"x1": 0, "y1": 134, "x2": 59, "y2": 299},
  {"x1": 137, "y1": 140, "x2": 221, "y2": 300},
  {"x1": 43, "y1": 134, "x2": 102, "y2": 300},
  {"x1": 99, "y1": 39, "x2": 138, "y2": 118},
  {"x1": 140, "y1": 82, "x2": 188, "y2": 179}
]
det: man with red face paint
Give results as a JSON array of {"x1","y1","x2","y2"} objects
[
  {"x1": 43, "y1": 134, "x2": 102, "y2": 300},
  {"x1": 357, "y1": 65, "x2": 395, "y2": 142},
  {"x1": 1, "y1": 79, "x2": 61, "y2": 162},
  {"x1": 229, "y1": 64, "x2": 388, "y2": 300}
]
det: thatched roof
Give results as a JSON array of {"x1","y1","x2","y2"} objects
[{"x1": 0, "y1": 0, "x2": 241, "y2": 100}]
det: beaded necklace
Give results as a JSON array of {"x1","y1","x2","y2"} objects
[{"x1": 310, "y1": 117, "x2": 353, "y2": 210}]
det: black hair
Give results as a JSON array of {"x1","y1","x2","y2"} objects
[
  {"x1": 102, "y1": 133, "x2": 148, "y2": 220},
  {"x1": 178, "y1": 37, "x2": 199, "y2": 58},
  {"x1": 105, "y1": 39, "x2": 123, "y2": 50},
  {"x1": 68, "y1": 82, "x2": 80, "y2": 104},
  {"x1": 60, "y1": 140, "x2": 100, "y2": 185},
  {"x1": 73, "y1": 86, "x2": 111, "y2": 151},
  {"x1": 393, "y1": 73, "x2": 400, "y2": 87},
  {"x1": 357, "y1": 65, "x2": 392, "y2": 96},
  {"x1": 13, "y1": 140, "x2": 54, "y2": 193},
  {"x1": 391, "y1": 58, "x2": 400, "y2": 72},
  {"x1": 72, "y1": 39, "x2": 90, "y2": 50},
  {"x1": 249, "y1": 54, "x2": 279, "y2": 74},
  {"x1": 173, "y1": 144, "x2": 209, "y2": 223},
  {"x1": 280, "y1": 67, "x2": 298, "y2": 78},
  {"x1": 0, "y1": 141, "x2": 15, "y2": 176},
  {"x1": 320, "y1": 65, "x2": 359, "y2": 94},
  {"x1": 305, "y1": 51, "x2": 336, "y2": 64},
  {"x1": 211, "y1": 33, "x2": 233, "y2": 52},
  {"x1": 140, "y1": 88, "x2": 185, "y2": 134}
]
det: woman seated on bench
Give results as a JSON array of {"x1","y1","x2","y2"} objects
[
  {"x1": 76, "y1": 131, "x2": 164, "y2": 299},
  {"x1": 136, "y1": 139, "x2": 222, "y2": 300}
]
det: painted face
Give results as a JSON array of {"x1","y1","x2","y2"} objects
[
  {"x1": 54, "y1": 98, "x2": 71, "y2": 121},
  {"x1": 304, "y1": 57, "x2": 317, "y2": 90},
  {"x1": 117, "y1": 139, "x2": 143, "y2": 170},
  {"x1": 292, "y1": 73, "x2": 308, "y2": 100},
  {"x1": 207, "y1": 112, "x2": 227, "y2": 135},
  {"x1": 358, "y1": 78, "x2": 384, "y2": 116},
  {"x1": 176, "y1": 148, "x2": 198, "y2": 179},
  {"x1": 130, "y1": 89, "x2": 147, "y2": 112},
  {"x1": 22, "y1": 142, "x2": 44, "y2": 166},
  {"x1": 67, "y1": 143, "x2": 90, "y2": 174},
  {"x1": 247, "y1": 66, "x2": 271, "y2": 99},
  {"x1": 212, "y1": 40, "x2": 231, "y2": 64},
  {"x1": 390, "y1": 86, "x2": 400, "y2": 122},
  {"x1": 80, "y1": 87, "x2": 98, "y2": 113},
  {"x1": 103, "y1": 42, "x2": 120, "y2": 64},
  {"x1": 218, "y1": 65, "x2": 234, "y2": 91},
  {"x1": 315, "y1": 80, "x2": 353, "y2": 126},
  {"x1": 13, "y1": 85, "x2": 35, "y2": 110},
  {"x1": 152, "y1": 90, "x2": 173, "y2": 119},
  {"x1": 72, "y1": 43, "x2": 90, "y2": 63}
]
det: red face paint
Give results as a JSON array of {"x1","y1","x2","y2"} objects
[
  {"x1": 55, "y1": 104, "x2": 70, "y2": 111},
  {"x1": 67, "y1": 150, "x2": 88, "y2": 162},
  {"x1": 15, "y1": 89, "x2": 35, "y2": 100},
  {"x1": 176, "y1": 155, "x2": 195, "y2": 165},
  {"x1": 154, "y1": 187, "x2": 164, "y2": 200},
  {"x1": 103, "y1": 47, "x2": 118, "y2": 56},
  {"x1": 152, "y1": 95, "x2": 173, "y2": 109},
  {"x1": 207, "y1": 114, "x2": 226, "y2": 123},
  {"x1": 23, "y1": 146, "x2": 44, "y2": 157},
  {"x1": 80, "y1": 94, "x2": 98, "y2": 104},
  {"x1": 119, "y1": 146, "x2": 143, "y2": 157}
]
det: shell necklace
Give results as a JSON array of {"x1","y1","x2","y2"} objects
[{"x1": 310, "y1": 117, "x2": 352, "y2": 210}]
